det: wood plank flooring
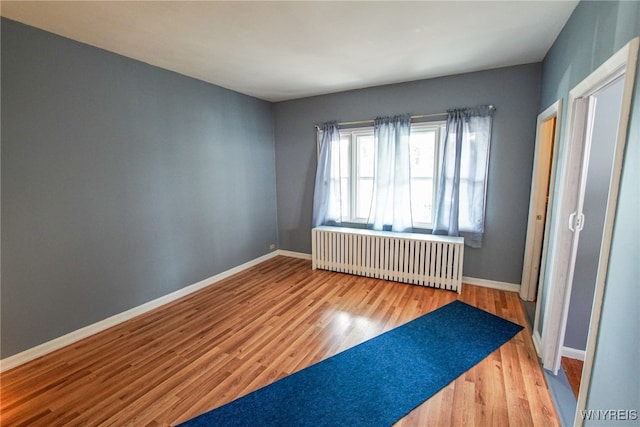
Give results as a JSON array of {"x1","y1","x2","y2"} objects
[
  {"x1": 561, "y1": 357, "x2": 584, "y2": 398},
  {"x1": 0, "y1": 256, "x2": 559, "y2": 426}
]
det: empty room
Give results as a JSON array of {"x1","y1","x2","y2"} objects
[{"x1": 1, "y1": 1, "x2": 639, "y2": 426}]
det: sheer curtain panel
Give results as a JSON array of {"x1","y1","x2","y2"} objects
[
  {"x1": 432, "y1": 106, "x2": 494, "y2": 248},
  {"x1": 312, "y1": 122, "x2": 342, "y2": 227},
  {"x1": 368, "y1": 115, "x2": 413, "y2": 232}
]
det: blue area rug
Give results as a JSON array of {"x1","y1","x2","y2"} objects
[{"x1": 180, "y1": 300, "x2": 523, "y2": 427}]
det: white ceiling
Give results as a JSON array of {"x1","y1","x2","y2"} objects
[{"x1": 1, "y1": 1, "x2": 578, "y2": 102}]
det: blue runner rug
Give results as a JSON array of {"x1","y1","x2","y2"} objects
[{"x1": 180, "y1": 300, "x2": 523, "y2": 427}]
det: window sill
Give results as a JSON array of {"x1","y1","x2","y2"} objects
[{"x1": 324, "y1": 222, "x2": 435, "y2": 234}]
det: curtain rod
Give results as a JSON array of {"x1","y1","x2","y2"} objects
[{"x1": 314, "y1": 105, "x2": 495, "y2": 129}]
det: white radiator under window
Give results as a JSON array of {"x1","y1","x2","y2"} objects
[{"x1": 312, "y1": 226, "x2": 464, "y2": 293}]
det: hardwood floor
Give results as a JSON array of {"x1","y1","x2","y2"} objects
[
  {"x1": 0, "y1": 256, "x2": 559, "y2": 426},
  {"x1": 561, "y1": 357, "x2": 584, "y2": 398}
]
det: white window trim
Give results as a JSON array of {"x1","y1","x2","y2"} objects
[
  {"x1": 409, "y1": 121, "x2": 445, "y2": 229},
  {"x1": 337, "y1": 120, "x2": 446, "y2": 230}
]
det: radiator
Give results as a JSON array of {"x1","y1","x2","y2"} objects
[{"x1": 312, "y1": 226, "x2": 464, "y2": 293}]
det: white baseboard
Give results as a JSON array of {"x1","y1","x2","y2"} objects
[
  {"x1": 276, "y1": 250, "x2": 312, "y2": 260},
  {"x1": 533, "y1": 330, "x2": 543, "y2": 357},
  {"x1": 276, "y1": 251, "x2": 520, "y2": 293},
  {"x1": 0, "y1": 249, "x2": 520, "y2": 372},
  {"x1": 562, "y1": 346, "x2": 586, "y2": 361},
  {"x1": 0, "y1": 250, "x2": 280, "y2": 373},
  {"x1": 462, "y1": 276, "x2": 520, "y2": 293}
]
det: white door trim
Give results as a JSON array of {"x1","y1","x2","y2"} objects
[
  {"x1": 521, "y1": 99, "x2": 562, "y2": 302},
  {"x1": 542, "y1": 37, "x2": 638, "y2": 374},
  {"x1": 539, "y1": 94, "x2": 590, "y2": 372}
]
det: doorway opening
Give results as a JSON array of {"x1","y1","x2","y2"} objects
[{"x1": 521, "y1": 100, "x2": 562, "y2": 336}]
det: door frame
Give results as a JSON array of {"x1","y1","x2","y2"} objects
[
  {"x1": 521, "y1": 100, "x2": 562, "y2": 302},
  {"x1": 538, "y1": 38, "x2": 638, "y2": 380},
  {"x1": 573, "y1": 37, "x2": 639, "y2": 425}
]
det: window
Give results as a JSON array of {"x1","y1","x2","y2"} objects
[{"x1": 336, "y1": 122, "x2": 445, "y2": 228}]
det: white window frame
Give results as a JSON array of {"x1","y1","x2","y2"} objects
[
  {"x1": 408, "y1": 121, "x2": 445, "y2": 229},
  {"x1": 337, "y1": 120, "x2": 446, "y2": 229}
]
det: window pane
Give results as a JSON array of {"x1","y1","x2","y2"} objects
[
  {"x1": 340, "y1": 177, "x2": 350, "y2": 220},
  {"x1": 354, "y1": 133, "x2": 374, "y2": 222},
  {"x1": 340, "y1": 137, "x2": 350, "y2": 177},
  {"x1": 357, "y1": 177, "x2": 373, "y2": 219},
  {"x1": 410, "y1": 131, "x2": 435, "y2": 178},
  {"x1": 357, "y1": 135, "x2": 374, "y2": 178},
  {"x1": 409, "y1": 128, "x2": 438, "y2": 226},
  {"x1": 411, "y1": 177, "x2": 433, "y2": 224}
]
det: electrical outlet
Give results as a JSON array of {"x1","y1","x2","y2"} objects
[{"x1": 269, "y1": 243, "x2": 276, "y2": 250}]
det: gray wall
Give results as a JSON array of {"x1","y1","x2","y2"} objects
[
  {"x1": 539, "y1": 0, "x2": 639, "y2": 420},
  {"x1": 1, "y1": 19, "x2": 278, "y2": 358},
  {"x1": 274, "y1": 64, "x2": 541, "y2": 284}
]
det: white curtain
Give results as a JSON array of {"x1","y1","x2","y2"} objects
[
  {"x1": 312, "y1": 122, "x2": 342, "y2": 227},
  {"x1": 432, "y1": 106, "x2": 494, "y2": 248},
  {"x1": 368, "y1": 115, "x2": 413, "y2": 232}
]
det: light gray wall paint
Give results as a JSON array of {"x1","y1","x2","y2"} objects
[
  {"x1": 274, "y1": 64, "x2": 541, "y2": 284},
  {"x1": 564, "y1": 77, "x2": 624, "y2": 351},
  {"x1": 539, "y1": 0, "x2": 639, "y2": 419},
  {"x1": 1, "y1": 19, "x2": 278, "y2": 358},
  {"x1": 585, "y1": 81, "x2": 640, "y2": 423}
]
